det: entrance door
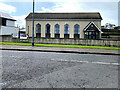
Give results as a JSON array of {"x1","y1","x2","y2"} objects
[{"x1": 86, "y1": 31, "x2": 99, "y2": 39}]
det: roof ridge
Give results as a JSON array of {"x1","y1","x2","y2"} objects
[{"x1": 30, "y1": 12, "x2": 100, "y2": 14}]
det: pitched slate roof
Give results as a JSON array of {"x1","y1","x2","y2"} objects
[{"x1": 25, "y1": 12, "x2": 102, "y2": 20}]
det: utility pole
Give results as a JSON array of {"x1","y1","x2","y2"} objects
[
  {"x1": 32, "y1": 0, "x2": 35, "y2": 46},
  {"x1": 118, "y1": 1, "x2": 120, "y2": 26}
]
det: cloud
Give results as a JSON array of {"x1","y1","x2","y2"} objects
[
  {"x1": 12, "y1": 15, "x2": 27, "y2": 28},
  {"x1": 37, "y1": 1, "x2": 118, "y2": 26},
  {"x1": 0, "y1": 0, "x2": 119, "y2": 2},
  {"x1": 52, "y1": 2, "x2": 84, "y2": 12},
  {"x1": 0, "y1": 2, "x2": 26, "y2": 27},
  {"x1": 102, "y1": 17, "x2": 118, "y2": 26},
  {"x1": 0, "y1": 3, "x2": 16, "y2": 14},
  {"x1": 1, "y1": 0, "x2": 117, "y2": 28},
  {"x1": 40, "y1": 7, "x2": 52, "y2": 12},
  {"x1": 38, "y1": 1, "x2": 85, "y2": 13}
]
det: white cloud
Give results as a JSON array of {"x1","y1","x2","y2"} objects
[
  {"x1": 0, "y1": 0, "x2": 119, "y2": 2},
  {"x1": 39, "y1": 1, "x2": 85, "y2": 13},
  {"x1": 0, "y1": 3, "x2": 16, "y2": 14},
  {"x1": 52, "y1": 2, "x2": 84, "y2": 12},
  {"x1": 37, "y1": 1, "x2": 118, "y2": 26},
  {"x1": 0, "y1": 2, "x2": 26, "y2": 27},
  {"x1": 13, "y1": 15, "x2": 27, "y2": 28},
  {"x1": 41, "y1": 7, "x2": 52, "y2": 12},
  {"x1": 102, "y1": 17, "x2": 118, "y2": 26}
]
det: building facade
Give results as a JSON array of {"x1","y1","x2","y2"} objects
[
  {"x1": 25, "y1": 12, "x2": 102, "y2": 39},
  {"x1": 0, "y1": 12, "x2": 19, "y2": 38}
]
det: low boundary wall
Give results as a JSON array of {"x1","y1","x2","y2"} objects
[{"x1": 0, "y1": 36, "x2": 120, "y2": 47}]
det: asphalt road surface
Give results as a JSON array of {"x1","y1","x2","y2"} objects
[{"x1": 0, "y1": 50, "x2": 119, "y2": 88}]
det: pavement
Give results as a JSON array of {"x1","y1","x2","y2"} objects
[{"x1": 0, "y1": 45, "x2": 119, "y2": 55}]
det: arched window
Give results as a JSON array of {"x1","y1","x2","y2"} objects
[
  {"x1": 55, "y1": 24, "x2": 60, "y2": 34},
  {"x1": 46, "y1": 24, "x2": 50, "y2": 34},
  {"x1": 64, "y1": 24, "x2": 69, "y2": 34},
  {"x1": 36, "y1": 23, "x2": 41, "y2": 33},
  {"x1": 74, "y1": 24, "x2": 80, "y2": 34},
  {"x1": 36, "y1": 23, "x2": 41, "y2": 38}
]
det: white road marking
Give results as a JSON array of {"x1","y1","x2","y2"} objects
[{"x1": 51, "y1": 59, "x2": 119, "y2": 66}]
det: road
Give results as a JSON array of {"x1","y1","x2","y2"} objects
[{"x1": 0, "y1": 50, "x2": 119, "y2": 88}]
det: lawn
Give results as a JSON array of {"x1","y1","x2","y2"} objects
[{"x1": 0, "y1": 42, "x2": 120, "y2": 50}]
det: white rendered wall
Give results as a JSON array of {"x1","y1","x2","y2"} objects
[
  {"x1": 6, "y1": 20, "x2": 15, "y2": 27},
  {"x1": 0, "y1": 26, "x2": 19, "y2": 38}
]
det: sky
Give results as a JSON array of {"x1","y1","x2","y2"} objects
[{"x1": 0, "y1": 0, "x2": 119, "y2": 28}]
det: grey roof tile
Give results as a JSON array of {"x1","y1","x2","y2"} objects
[{"x1": 25, "y1": 12, "x2": 102, "y2": 20}]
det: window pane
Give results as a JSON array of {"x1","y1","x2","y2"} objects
[
  {"x1": 74, "y1": 24, "x2": 80, "y2": 34},
  {"x1": 89, "y1": 32, "x2": 91, "y2": 35},
  {"x1": 96, "y1": 32, "x2": 98, "y2": 35},
  {"x1": 87, "y1": 32, "x2": 88, "y2": 35},
  {"x1": 89, "y1": 36, "x2": 91, "y2": 39},
  {"x1": 36, "y1": 24, "x2": 41, "y2": 33},
  {"x1": 46, "y1": 24, "x2": 50, "y2": 34},
  {"x1": 64, "y1": 24, "x2": 69, "y2": 34},
  {"x1": 2, "y1": 18, "x2": 6, "y2": 26},
  {"x1": 55, "y1": 24, "x2": 60, "y2": 34}
]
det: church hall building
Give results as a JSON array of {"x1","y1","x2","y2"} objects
[{"x1": 25, "y1": 12, "x2": 103, "y2": 39}]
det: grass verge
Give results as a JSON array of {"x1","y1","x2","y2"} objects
[{"x1": 0, "y1": 42, "x2": 120, "y2": 50}]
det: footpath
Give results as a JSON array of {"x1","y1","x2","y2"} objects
[{"x1": 0, "y1": 45, "x2": 119, "y2": 55}]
